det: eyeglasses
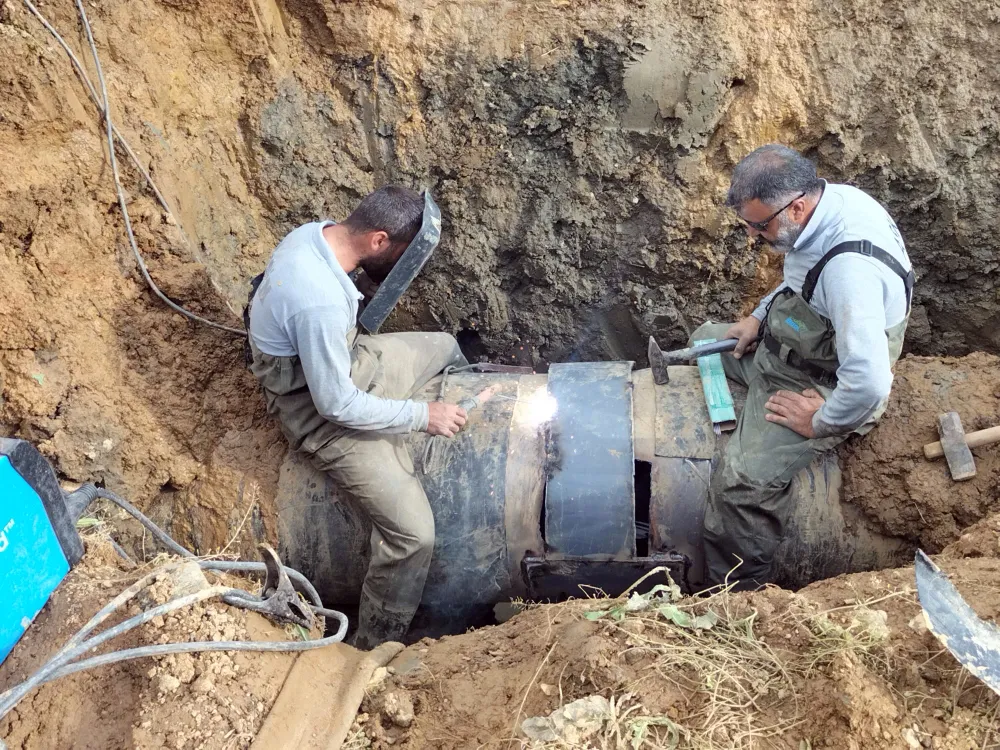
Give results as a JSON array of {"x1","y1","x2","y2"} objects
[{"x1": 738, "y1": 192, "x2": 805, "y2": 232}]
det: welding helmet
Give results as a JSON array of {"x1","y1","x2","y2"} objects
[{"x1": 358, "y1": 190, "x2": 441, "y2": 334}]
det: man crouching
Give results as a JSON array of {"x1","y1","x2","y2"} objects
[{"x1": 247, "y1": 186, "x2": 468, "y2": 647}]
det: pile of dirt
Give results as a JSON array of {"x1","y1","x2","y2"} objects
[
  {"x1": 353, "y1": 547, "x2": 1000, "y2": 749},
  {"x1": 7, "y1": 527, "x2": 1000, "y2": 749},
  {"x1": 0, "y1": 540, "x2": 303, "y2": 750},
  {"x1": 841, "y1": 353, "x2": 1000, "y2": 551}
]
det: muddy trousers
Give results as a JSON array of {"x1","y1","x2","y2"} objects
[
  {"x1": 306, "y1": 332, "x2": 467, "y2": 638},
  {"x1": 690, "y1": 323, "x2": 848, "y2": 590}
]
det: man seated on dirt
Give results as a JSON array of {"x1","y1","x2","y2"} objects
[
  {"x1": 246, "y1": 186, "x2": 469, "y2": 648},
  {"x1": 690, "y1": 144, "x2": 915, "y2": 590}
]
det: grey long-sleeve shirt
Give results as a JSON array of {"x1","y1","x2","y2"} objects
[
  {"x1": 750, "y1": 182, "x2": 912, "y2": 437},
  {"x1": 249, "y1": 221, "x2": 429, "y2": 433}
]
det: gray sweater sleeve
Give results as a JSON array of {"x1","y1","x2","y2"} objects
[
  {"x1": 288, "y1": 306, "x2": 429, "y2": 433},
  {"x1": 810, "y1": 260, "x2": 894, "y2": 437}
]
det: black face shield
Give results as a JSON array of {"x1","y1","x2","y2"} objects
[{"x1": 358, "y1": 190, "x2": 441, "y2": 334}]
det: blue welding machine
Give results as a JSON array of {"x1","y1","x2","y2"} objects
[{"x1": 0, "y1": 438, "x2": 84, "y2": 665}]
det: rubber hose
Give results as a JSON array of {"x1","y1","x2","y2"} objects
[
  {"x1": 64, "y1": 482, "x2": 100, "y2": 523},
  {"x1": 82, "y1": 486, "x2": 326, "y2": 608}
]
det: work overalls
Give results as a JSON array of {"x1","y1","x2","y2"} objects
[
  {"x1": 245, "y1": 278, "x2": 467, "y2": 640},
  {"x1": 691, "y1": 241, "x2": 914, "y2": 588}
]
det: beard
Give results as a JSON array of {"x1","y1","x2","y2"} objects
[
  {"x1": 763, "y1": 213, "x2": 804, "y2": 254},
  {"x1": 360, "y1": 244, "x2": 403, "y2": 284}
]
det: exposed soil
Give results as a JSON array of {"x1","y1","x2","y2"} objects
[
  {"x1": 7, "y1": 527, "x2": 1000, "y2": 749},
  {"x1": 840, "y1": 353, "x2": 1000, "y2": 551},
  {"x1": 348, "y1": 503, "x2": 1000, "y2": 750},
  {"x1": 355, "y1": 549, "x2": 1000, "y2": 749},
  {"x1": 2, "y1": 0, "x2": 1000, "y2": 747},
  {"x1": 0, "y1": 538, "x2": 302, "y2": 750}
]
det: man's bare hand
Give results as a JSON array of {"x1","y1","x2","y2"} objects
[
  {"x1": 425, "y1": 402, "x2": 468, "y2": 437},
  {"x1": 724, "y1": 315, "x2": 762, "y2": 360},
  {"x1": 765, "y1": 389, "x2": 825, "y2": 438}
]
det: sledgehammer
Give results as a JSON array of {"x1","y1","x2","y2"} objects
[
  {"x1": 647, "y1": 336, "x2": 739, "y2": 385},
  {"x1": 923, "y1": 412, "x2": 1000, "y2": 481}
]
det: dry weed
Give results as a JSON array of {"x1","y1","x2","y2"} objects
[
  {"x1": 531, "y1": 570, "x2": 911, "y2": 749},
  {"x1": 343, "y1": 726, "x2": 373, "y2": 749}
]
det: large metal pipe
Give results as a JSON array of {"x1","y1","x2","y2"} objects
[{"x1": 274, "y1": 362, "x2": 911, "y2": 638}]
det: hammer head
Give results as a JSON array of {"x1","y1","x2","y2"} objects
[
  {"x1": 648, "y1": 336, "x2": 669, "y2": 385},
  {"x1": 938, "y1": 411, "x2": 977, "y2": 481}
]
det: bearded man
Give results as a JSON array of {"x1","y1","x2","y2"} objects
[
  {"x1": 247, "y1": 186, "x2": 468, "y2": 646},
  {"x1": 689, "y1": 145, "x2": 915, "y2": 589}
]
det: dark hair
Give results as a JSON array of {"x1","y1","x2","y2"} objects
[
  {"x1": 726, "y1": 144, "x2": 822, "y2": 209},
  {"x1": 342, "y1": 186, "x2": 423, "y2": 244}
]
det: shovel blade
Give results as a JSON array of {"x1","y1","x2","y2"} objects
[{"x1": 915, "y1": 549, "x2": 1000, "y2": 696}]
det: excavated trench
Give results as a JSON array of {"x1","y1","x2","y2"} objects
[
  {"x1": 0, "y1": 0, "x2": 998, "y2": 612},
  {"x1": 3, "y1": 0, "x2": 1000, "y2": 747}
]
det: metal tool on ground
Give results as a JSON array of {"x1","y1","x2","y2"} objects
[
  {"x1": 931, "y1": 412, "x2": 976, "y2": 481},
  {"x1": 225, "y1": 545, "x2": 316, "y2": 629},
  {"x1": 924, "y1": 415, "x2": 1000, "y2": 481},
  {"x1": 647, "y1": 337, "x2": 739, "y2": 385},
  {"x1": 915, "y1": 549, "x2": 1000, "y2": 698}
]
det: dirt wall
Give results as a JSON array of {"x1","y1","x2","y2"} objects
[
  {"x1": 281, "y1": 0, "x2": 1000, "y2": 362},
  {"x1": 1, "y1": 0, "x2": 999, "y2": 549}
]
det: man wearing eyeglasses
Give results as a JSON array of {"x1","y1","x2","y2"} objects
[{"x1": 689, "y1": 144, "x2": 915, "y2": 590}]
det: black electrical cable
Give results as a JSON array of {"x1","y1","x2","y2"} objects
[{"x1": 87, "y1": 486, "x2": 325, "y2": 608}]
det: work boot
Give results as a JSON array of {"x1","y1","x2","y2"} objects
[{"x1": 349, "y1": 593, "x2": 414, "y2": 651}]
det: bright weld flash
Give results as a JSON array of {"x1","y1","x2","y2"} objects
[{"x1": 520, "y1": 388, "x2": 558, "y2": 429}]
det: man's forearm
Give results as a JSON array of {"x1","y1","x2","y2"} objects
[
  {"x1": 292, "y1": 306, "x2": 429, "y2": 434},
  {"x1": 315, "y1": 388, "x2": 429, "y2": 433}
]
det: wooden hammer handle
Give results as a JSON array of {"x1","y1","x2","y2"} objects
[{"x1": 924, "y1": 425, "x2": 1000, "y2": 459}]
